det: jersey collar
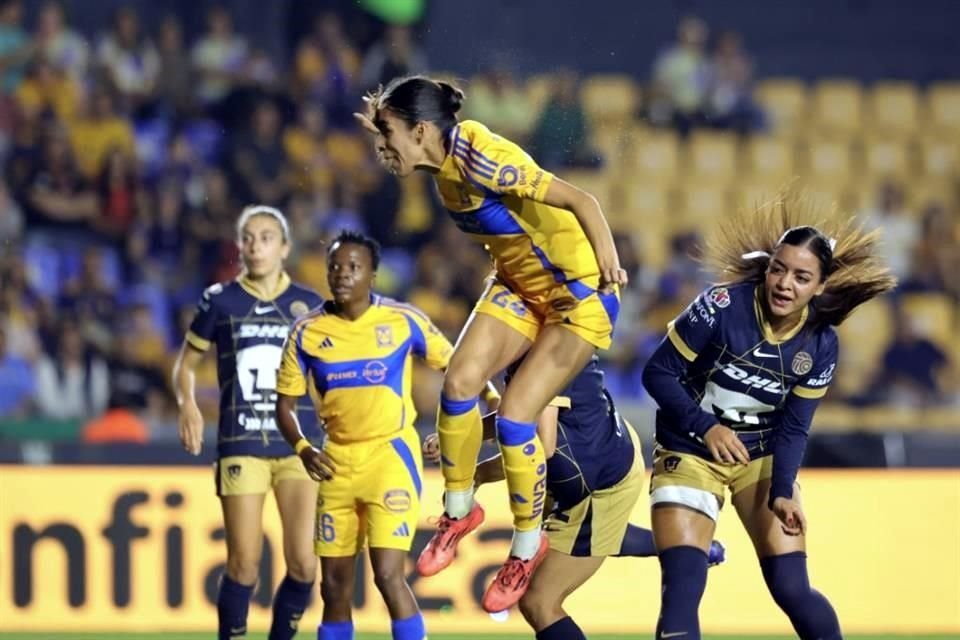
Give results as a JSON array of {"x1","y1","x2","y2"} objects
[
  {"x1": 238, "y1": 271, "x2": 291, "y2": 301},
  {"x1": 753, "y1": 284, "x2": 808, "y2": 344}
]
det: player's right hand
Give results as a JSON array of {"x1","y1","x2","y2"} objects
[
  {"x1": 299, "y1": 447, "x2": 336, "y2": 481},
  {"x1": 704, "y1": 424, "x2": 750, "y2": 465},
  {"x1": 422, "y1": 432, "x2": 441, "y2": 464},
  {"x1": 177, "y1": 403, "x2": 204, "y2": 456}
]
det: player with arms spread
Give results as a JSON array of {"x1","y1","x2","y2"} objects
[
  {"x1": 424, "y1": 352, "x2": 726, "y2": 640},
  {"x1": 642, "y1": 197, "x2": 895, "y2": 639},
  {"x1": 355, "y1": 75, "x2": 626, "y2": 612},
  {"x1": 275, "y1": 230, "x2": 453, "y2": 640},
  {"x1": 172, "y1": 206, "x2": 324, "y2": 640}
]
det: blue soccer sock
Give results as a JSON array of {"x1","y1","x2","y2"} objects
[
  {"x1": 536, "y1": 616, "x2": 586, "y2": 639},
  {"x1": 615, "y1": 524, "x2": 657, "y2": 557},
  {"x1": 269, "y1": 575, "x2": 314, "y2": 640},
  {"x1": 218, "y1": 574, "x2": 254, "y2": 640},
  {"x1": 656, "y1": 545, "x2": 708, "y2": 640},
  {"x1": 391, "y1": 611, "x2": 426, "y2": 639},
  {"x1": 761, "y1": 552, "x2": 843, "y2": 640},
  {"x1": 317, "y1": 620, "x2": 354, "y2": 640}
]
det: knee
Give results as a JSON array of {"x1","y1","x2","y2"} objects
[
  {"x1": 285, "y1": 552, "x2": 317, "y2": 584},
  {"x1": 372, "y1": 564, "x2": 407, "y2": 598},
  {"x1": 441, "y1": 366, "x2": 483, "y2": 401},
  {"x1": 320, "y1": 570, "x2": 353, "y2": 609},
  {"x1": 226, "y1": 552, "x2": 261, "y2": 586},
  {"x1": 518, "y1": 586, "x2": 557, "y2": 629}
]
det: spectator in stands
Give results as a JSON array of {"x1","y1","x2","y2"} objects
[
  {"x1": 35, "y1": 1, "x2": 89, "y2": 83},
  {"x1": 94, "y1": 148, "x2": 142, "y2": 244},
  {"x1": 154, "y1": 15, "x2": 194, "y2": 119},
  {"x1": 67, "y1": 85, "x2": 136, "y2": 180},
  {"x1": 191, "y1": 5, "x2": 248, "y2": 109},
  {"x1": 34, "y1": 319, "x2": 109, "y2": 420},
  {"x1": 95, "y1": 7, "x2": 159, "y2": 113},
  {"x1": 529, "y1": 70, "x2": 599, "y2": 169},
  {"x1": 14, "y1": 54, "x2": 82, "y2": 123},
  {"x1": 58, "y1": 246, "x2": 117, "y2": 353},
  {"x1": 902, "y1": 202, "x2": 959, "y2": 299},
  {"x1": 465, "y1": 69, "x2": 536, "y2": 144},
  {"x1": 0, "y1": 324, "x2": 34, "y2": 417},
  {"x1": 859, "y1": 181, "x2": 917, "y2": 280},
  {"x1": 227, "y1": 99, "x2": 290, "y2": 205},
  {"x1": 358, "y1": 24, "x2": 427, "y2": 91},
  {"x1": 80, "y1": 394, "x2": 150, "y2": 443},
  {"x1": 294, "y1": 12, "x2": 360, "y2": 125},
  {"x1": 283, "y1": 102, "x2": 333, "y2": 195},
  {"x1": 865, "y1": 306, "x2": 950, "y2": 406},
  {"x1": 648, "y1": 15, "x2": 710, "y2": 137},
  {"x1": 23, "y1": 128, "x2": 97, "y2": 232},
  {"x1": 0, "y1": 0, "x2": 32, "y2": 95},
  {"x1": 706, "y1": 30, "x2": 764, "y2": 134},
  {"x1": 0, "y1": 176, "x2": 22, "y2": 244}
]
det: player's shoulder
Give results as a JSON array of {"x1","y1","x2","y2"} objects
[
  {"x1": 376, "y1": 296, "x2": 433, "y2": 324},
  {"x1": 285, "y1": 282, "x2": 324, "y2": 314},
  {"x1": 455, "y1": 119, "x2": 495, "y2": 143},
  {"x1": 290, "y1": 302, "x2": 330, "y2": 335},
  {"x1": 197, "y1": 279, "x2": 240, "y2": 310},
  {"x1": 806, "y1": 322, "x2": 839, "y2": 357},
  {"x1": 690, "y1": 282, "x2": 749, "y2": 317}
]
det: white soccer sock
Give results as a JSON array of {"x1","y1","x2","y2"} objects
[
  {"x1": 444, "y1": 489, "x2": 474, "y2": 519},
  {"x1": 510, "y1": 527, "x2": 542, "y2": 560}
]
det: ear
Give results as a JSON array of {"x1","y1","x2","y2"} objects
[
  {"x1": 415, "y1": 122, "x2": 426, "y2": 143},
  {"x1": 815, "y1": 281, "x2": 826, "y2": 296}
]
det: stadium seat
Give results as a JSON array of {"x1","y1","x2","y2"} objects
[
  {"x1": 802, "y1": 138, "x2": 856, "y2": 184},
  {"x1": 674, "y1": 185, "x2": 731, "y2": 230},
  {"x1": 613, "y1": 184, "x2": 671, "y2": 267},
  {"x1": 834, "y1": 297, "x2": 893, "y2": 395},
  {"x1": 753, "y1": 78, "x2": 808, "y2": 136},
  {"x1": 899, "y1": 293, "x2": 956, "y2": 354},
  {"x1": 909, "y1": 179, "x2": 956, "y2": 211},
  {"x1": 917, "y1": 137, "x2": 958, "y2": 180},
  {"x1": 581, "y1": 74, "x2": 639, "y2": 125},
  {"x1": 742, "y1": 136, "x2": 797, "y2": 181},
  {"x1": 925, "y1": 81, "x2": 960, "y2": 135},
  {"x1": 629, "y1": 129, "x2": 680, "y2": 181},
  {"x1": 686, "y1": 131, "x2": 738, "y2": 184},
  {"x1": 525, "y1": 73, "x2": 556, "y2": 115},
  {"x1": 866, "y1": 82, "x2": 920, "y2": 138},
  {"x1": 811, "y1": 79, "x2": 864, "y2": 135},
  {"x1": 862, "y1": 138, "x2": 910, "y2": 180},
  {"x1": 734, "y1": 181, "x2": 785, "y2": 212},
  {"x1": 591, "y1": 122, "x2": 630, "y2": 168},
  {"x1": 560, "y1": 169, "x2": 613, "y2": 209}
]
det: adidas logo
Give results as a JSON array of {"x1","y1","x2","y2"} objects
[
  {"x1": 319, "y1": 337, "x2": 334, "y2": 349},
  {"x1": 392, "y1": 522, "x2": 410, "y2": 537}
]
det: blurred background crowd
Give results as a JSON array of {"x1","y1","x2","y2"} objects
[{"x1": 0, "y1": 0, "x2": 956, "y2": 451}]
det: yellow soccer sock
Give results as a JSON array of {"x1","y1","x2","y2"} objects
[
  {"x1": 437, "y1": 393, "x2": 483, "y2": 515},
  {"x1": 496, "y1": 416, "x2": 547, "y2": 534}
]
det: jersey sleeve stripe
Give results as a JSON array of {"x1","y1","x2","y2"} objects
[
  {"x1": 793, "y1": 385, "x2": 829, "y2": 399},
  {"x1": 379, "y1": 298, "x2": 432, "y2": 323},
  {"x1": 666, "y1": 323, "x2": 698, "y2": 362},
  {"x1": 185, "y1": 331, "x2": 211, "y2": 351},
  {"x1": 453, "y1": 141, "x2": 499, "y2": 172},
  {"x1": 453, "y1": 149, "x2": 496, "y2": 179}
]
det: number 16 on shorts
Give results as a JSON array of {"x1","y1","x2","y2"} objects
[{"x1": 316, "y1": 512, "x2": 336, "y2": 542}]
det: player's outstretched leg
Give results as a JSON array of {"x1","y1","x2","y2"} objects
[{"x1": 615, "y1": 524, "x2": 726, "y2": 566}]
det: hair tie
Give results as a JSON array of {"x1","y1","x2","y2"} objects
[
  {"x1": 828, "y1": 237, "x2": 837, "y2": 251},
  {"x1": 741, "y1": 250, "x2": 771, "y2": 260}
]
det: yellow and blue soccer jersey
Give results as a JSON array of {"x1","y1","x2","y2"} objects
[
  {"x1": 643, "y1": 282, "x2": 839, "y2": 503},
  {"x1": 435, "y1": 120, "x2": 603, "y2": 301},
  {"x1": 276, "y1": 296, "x2": 453, "y2": 444},
  {"x1": 186, "y1": 273, "x2": 324, "y2": 458}
]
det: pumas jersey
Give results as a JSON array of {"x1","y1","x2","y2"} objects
[
  {"x1": 434, "y1": 120, "x2": 602, "y2": 301},
  {"x1": 187, "y1": 274, "x2": 324, "y2": 457}
]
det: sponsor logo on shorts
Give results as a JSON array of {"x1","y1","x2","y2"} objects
[
  {"x1": 392, "y1": 522, "x2": 410, "y2": 537},
  {"x1": 708, "y1": 287, "x2": 731, "y2": 308},
  {"x1": 792, "y1": 351, "x2": 813, "y2": 375},
  {"x1": 227, "y1": 464, "x2": 242, "y2": 478},
  {"x1": 663, "y1": 456, "x2": 682, "y2": 472},
  {"x1": 383, "y1": 489, "x2": 411, "y2": 513},
  {"x1": 551, "y1": 297, "x2": 577, "y2": 312}
]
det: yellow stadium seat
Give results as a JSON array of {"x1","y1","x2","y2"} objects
[
  {"x1": 917, "y1": 138, "x2": 958, "y2": 180},
  {"x1": 834, "y1": 297, "x2": 893, "y2": 395},
  {"x1": 862, "y1": 138, "x2": 910, "y2": 179},
  {"x1": 900, "y1": 293, "x2": 956, "y2": 353},
  {"x1": 754, "y1": 78, "x2": 808, "y2": 136},
  {"x1": 674, "y1": 185, "x2": 731, "y2": 230},
  {"x1": 734, "y1": 181, "x2": 784, "y2": 211},
  {"x1": 581, "y1": 74, "x2": 639, "y2": 125},
  {"x1": 811, "y1": 79, "x2": 863, "y2": 135},
  {"x1": 909, "y1": 179, "x2": 956, "y2": 211},
  {"x1": 630, "y1": 129, "x2": 680, "y2": 181},
  {"x1": 591, "y1": 122, "x2": 631, "y2": 169},
  {"x1": 742, "y1": 136, "x2": 797, "y2": 181},
  {"x1": 867, "y1": 82, "x2": 920, "y2": 137},
  {"x1": 926, "y1": 82, "x2": 960, "y2": 135},
  {"x1": 610, "y1": 184, "x2": 671, "y2": 266},
  {"x1": 802, "y1": 138, "x2": 855, "y2": 184},
  {"x1": 686, "y1": 131, "x2": 738, "y2": 184},
  {"x1": 525, "y1": 73, "x2": 556, "y2": 115},
  {"x1": 558, "y1": 169, "x2": 612, "y2": 208}
]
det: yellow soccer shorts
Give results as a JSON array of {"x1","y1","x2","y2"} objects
[
  {"x1": 546, "y1": 424, "x2": 646, "y2": 557},
  {"x1": 215, "y1": 454, "x2": 311, "y2": 497},
  {"x1": 648, "y1": 446, "x2": 778, "y2": 521},
  {"x1": 314, "y1": 427, "x2": 423, "y2": 557},
  {"x1": 474, "y1": 276, "x2": 619, "y2": 350}
]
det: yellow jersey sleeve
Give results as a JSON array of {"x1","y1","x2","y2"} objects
[
  {"x1": 403, "y1": 306, "x2": 453, "y2": 371},
  {"x1": 452, "y1": 120, "x2": 554, "y2": 202},
  {"x1": 277, "y1": 321, "x2": 309, "y2": 396}
]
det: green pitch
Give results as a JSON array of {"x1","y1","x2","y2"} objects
[{"x1": 0, "y1": 634, "x2": 954, "y2": 639}]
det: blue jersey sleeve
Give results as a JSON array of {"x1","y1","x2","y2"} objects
[
  {"x1": 185, "y1": 283, "x2": 224, "y2": 351},
  {"x1": 641, "y1": 289, "x2": 726, "y2": 439},
  {"x1": 768, "y1": 330, "x2": 839, "y2": 508}
]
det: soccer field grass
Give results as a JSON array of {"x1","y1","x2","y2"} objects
[{"x1": 0, "y1": 634, "x2": 955, "y2": 639}]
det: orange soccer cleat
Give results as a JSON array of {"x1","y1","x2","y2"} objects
[
  {"x1": 480, "y1": 532, "x2": 550, "y2": 613},
  {"x1": 416, "y1": 502, "x2": 485, "y2": 577}
]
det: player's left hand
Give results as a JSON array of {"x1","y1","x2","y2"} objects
[
  {"x1": 422, "y1": 432, "x2": 441, "y2": 464},
  {"x1": 597, "y1": 247, "x2": 628, "y2": 294},
  {"x1": 353, "y1": 110, "x2": 379, "y2": 135},
  {"x1": 771, "y1": 497, "x2": 807, "y2": 536}
]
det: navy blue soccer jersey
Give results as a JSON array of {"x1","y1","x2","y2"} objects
[
  {"x1": 507, "y1": 356, "x2": 635, "y2": 511},
  {"x1": 642, "y1": 282, "x2": 839, "y2": 502},
  {"x1": 186, "y1": 274, "x2": 324, "y2": 458}
]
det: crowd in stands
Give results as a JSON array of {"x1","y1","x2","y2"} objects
[{"x1": 0, "y1": 0, "x2": 955, "y2": 442}]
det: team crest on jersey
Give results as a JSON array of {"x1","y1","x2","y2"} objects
[
  {"x1": 290, "y1": 300, "x2": 310, "y2": 317},
  {"x1": 792, "y1": 351, "x2": 814, "y2": 375},
  {"x1": 375, "y1": 325, "x2": 395, "y2": 348},
  {"x1": 708, "y1": 287, "x2": 731, "y2": 308},
  {"x1": 497, "y1": 165, "x2": 519, "y2": 187},
  {"x1": 663, "y1": 456, "x2": 682, "y2": 472}
]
